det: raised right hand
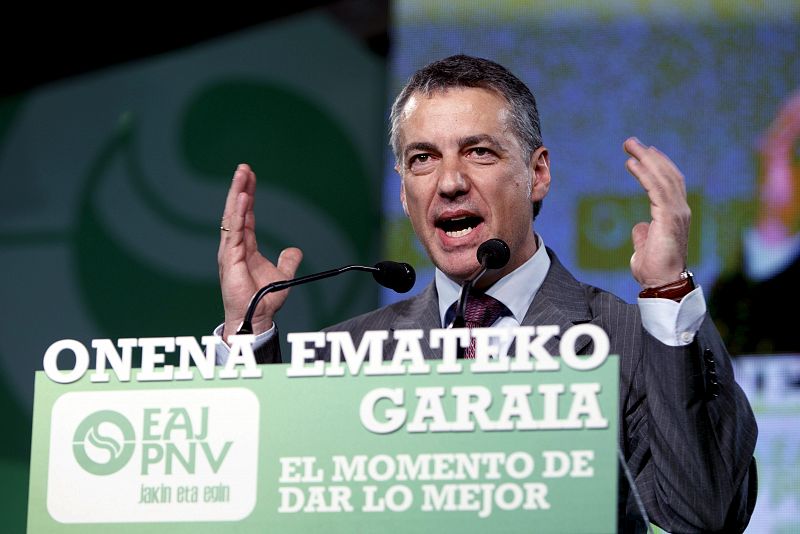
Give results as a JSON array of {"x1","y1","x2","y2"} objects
[{"x1": 218, "y1": 164, "x2": 303, "y2": 342}]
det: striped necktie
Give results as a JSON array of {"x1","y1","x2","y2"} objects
[{"x1": 461, "y1": 293, "x2": 509, "y2": 359}]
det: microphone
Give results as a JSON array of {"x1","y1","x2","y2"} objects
[
  {"x1": 450, "y1": 238, "x2": 511, "y2": 330},
  {"x1": 372, "y1": 261, "x2": 416, "y2": 293},
  {"x1": 236, "y1": 261, "x2": 416, "y2": 335},
  {"x1": 476, "y1": 238, "x2": 511, "y2": 270}
]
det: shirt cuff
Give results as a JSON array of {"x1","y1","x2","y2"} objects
[
  {"x1": 213, "y1": 322, "x2": 277, "y2": 365},
  {"x1": 637, "y1": 286, "x2": 706, "y2": 347}
]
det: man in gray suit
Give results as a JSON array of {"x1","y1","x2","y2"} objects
[{"x1": 216, "y1": 55, "x2": 757, "y2": 533}]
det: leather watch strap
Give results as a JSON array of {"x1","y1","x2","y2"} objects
[{"x1": 638, "y1": 270, "x2": 695, "y2": 302}]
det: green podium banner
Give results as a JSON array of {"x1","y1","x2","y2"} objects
[{"x1": 28, "y1": 332, "x2": 619, "y2": 533}]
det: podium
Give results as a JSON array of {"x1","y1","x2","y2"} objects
[{"x1": 28, "y1": 331, "x2": 619, "y2": 533}]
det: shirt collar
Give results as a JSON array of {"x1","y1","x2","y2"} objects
[{"x1": 435, "y1": 235, "x2": 551, "y2": 327}]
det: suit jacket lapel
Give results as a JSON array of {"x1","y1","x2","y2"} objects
[
  {"x1": 391, "y1": 282, "x2": 443, "y2": 360},
  {"x1": 521, "y1": 248, "x2": 595, "y2": 355}
]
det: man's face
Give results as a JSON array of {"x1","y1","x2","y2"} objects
[{"x1": 397, "y1": 87, "x2": 550, "y2": 284}]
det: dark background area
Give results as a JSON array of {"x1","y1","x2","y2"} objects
[
  {"x1": 1, "y1": 2, "x2": 390, "y2": 531},
  {"x1": 0, "y1": 1, "x2": 390, "y2": 98}
]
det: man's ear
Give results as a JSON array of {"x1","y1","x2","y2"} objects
[
  {"x1": 399, "y1": 177, "x2": 409, "y2": 216},
  {"x1": 530, "y1": 146, "x2": 551, "y2": 202}
]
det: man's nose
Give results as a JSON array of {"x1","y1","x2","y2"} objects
[{"x1": 437, "y1": 155, "x2": 469, "y2": 198}]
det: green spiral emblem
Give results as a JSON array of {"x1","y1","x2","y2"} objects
[{"x1": 72, "y1": 410, "x2": 136, "y2": 476}]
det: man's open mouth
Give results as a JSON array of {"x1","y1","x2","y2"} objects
[{"x1": 436, "y1": 215, "x2": 483, "y2": 238}]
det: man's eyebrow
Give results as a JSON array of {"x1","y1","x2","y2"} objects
[
  {"x1": 458, "y1": 134, "x2": 506, "y2": 151},
  {"x1": 403, "y1": 142, "x2": 438, "y2": 158},
  {"x1": 402, "y1": 135, "x2": 507, "y2": 159}
]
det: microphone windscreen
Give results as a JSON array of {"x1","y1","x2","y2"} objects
[
  {"x1": 373, "y1": 261, "x2": 416, "y2": 293},
  {"x1": 477, "y1": 238, "x2": 511, "y2": 270}
]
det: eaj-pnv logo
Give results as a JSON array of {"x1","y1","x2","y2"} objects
[
  {"x1": 48, "y1": 389, "x2": 259, "y2": 523},
  {"x1": 72, "y1": 410, "x2": 136, "y2": 475}
]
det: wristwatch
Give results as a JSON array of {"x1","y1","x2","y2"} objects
[{"x1": 638, "y1": 270, "x2": 695, "y2": 302}]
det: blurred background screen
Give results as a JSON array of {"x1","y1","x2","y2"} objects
[{"x1": 381, "y1": 3, "x2": 799, "y2": 531}]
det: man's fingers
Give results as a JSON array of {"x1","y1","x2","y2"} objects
[
  {"x1": 233, "y1": 191, "x2": 250, "y2": 231},
  {"x1": 221, "y1": 165, "x2": 249, "y2": 221},
  {"x1": 243, "y1": 210, "x2": 260, "y2": 259},
  {"x1": 277, "y1": 247, "x2": 304, "y2": 279},
  {"x1": 624, "y1": 138, "x2": 685, "y2": 201},
  {"x1": 219, "y1": 166, "x2": 253, "y2": 260},
  {"x1": 625, "y1": 157, "x2": 662, "y2": 201},
  {"x1": 624, "y1": 137, "x2": 657, "y2": 192},
  {"x1": 625, "y1": 138, "x2": 682, "y2": 180},
  {"x1": 218, "y1": 191, "x2": 249, "y2": 262},
  {"x1": 623, "y1": 137, "x2": 647, "y2": 159},
  {"x1": 625, "y1": 156, "x2": 645, "y2": 182},
  {"x1": 241, "y1": 164, "x2": 257, "y2": 199}
]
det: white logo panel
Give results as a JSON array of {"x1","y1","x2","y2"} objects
[{"x1": 47, "y1": 388, "x2": 259, "y2": 523}]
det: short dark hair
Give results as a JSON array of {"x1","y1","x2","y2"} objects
[{"x1": 389, "y1": 54, "x2": 544, "y2": 218}]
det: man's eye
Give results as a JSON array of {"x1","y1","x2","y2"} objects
[
  {"x1": 471, "y1": 147, "x2": 491, "y2": 157},
  {"x1": 409, "y1": 154, "x2": 431, "y2": 167}
]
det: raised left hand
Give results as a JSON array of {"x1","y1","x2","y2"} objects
[{"x1": 624, "y1": 137, "x2": 690, "y2": 288}]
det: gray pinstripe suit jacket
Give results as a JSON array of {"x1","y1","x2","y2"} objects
[{"x1": 258, "y1": 248, "x2": 758, "y2": 533}]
